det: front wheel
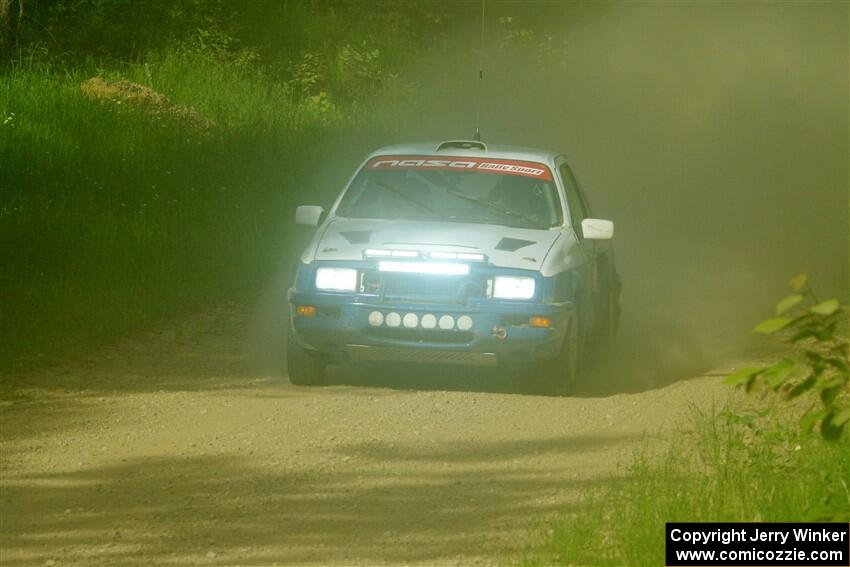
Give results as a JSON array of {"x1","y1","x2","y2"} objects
[
  {"x1": 602, "y1": 286, "x2": 620, "y2": 347},
  {"x1": 286, "y1": 332, "x2": 326, "y2": 386},
  {"x1": 541, "y1": 310, "x2": 581, "y2": 394}
]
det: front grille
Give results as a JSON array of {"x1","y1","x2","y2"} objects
[
  {"x1": 378, "y1": 273, "x2": 485, "y2": 304},
  {"x1": 385, "y1": 273, "x2": 461, "y2": 298}
]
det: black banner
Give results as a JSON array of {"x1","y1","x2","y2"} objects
[{"x1": 666, "y1": 523, "x2": 849, "y2": 566}]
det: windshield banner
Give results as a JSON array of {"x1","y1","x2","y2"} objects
[{"x1": 366, "y1": 156, "x2": 553, "y2": 181}]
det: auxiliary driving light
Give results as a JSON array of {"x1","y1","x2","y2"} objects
[
  {"x1": 438, "y1": 315, "x2": 455, "y2": 330},
  {"x1": 403, "y1": 313, "x2": 419, "y2": 328},
  {"x1": 386, "y1": 312, "x2": 402, "y2": 327},
  {"x1": 296, "y1": 305, "x2": 317, "y2": 317},
  {"x1": 457, "y1": 315, "x2": 473, "y2": 331},
  {"x1": 421, "y1": 314, "x2": 437, "y2": 329},
  {"x1": 368, "y1": 311, "x2": 384, "y2": 326}
]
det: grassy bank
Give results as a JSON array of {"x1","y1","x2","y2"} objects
[
  {"x1": 0, "y1": 64, "x2": 299, "y2": 368},
  {"x1": 519, "y1": 401, "x2": 850, "y2": 566},
  {"x1": 0, "y1": 2, "x2": 442, "y2": 371}
]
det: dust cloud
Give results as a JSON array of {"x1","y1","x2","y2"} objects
[
  {"x1": 252, "y1": 2, "x2": 848, "y2": 392},
  {"x1": 385, "y1": 1, "x2": 849, "y2": 389}
]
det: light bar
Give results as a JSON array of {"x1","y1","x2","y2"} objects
[
  {"x1": 378, "y1": 261, "x2": 469, "y2": 276},
  {"x1": 364, "y1": 248, "x2": 392, "y2": 257},
  {"x1": 364, "y1": 249, "x2": 419, "y2": 258},
  {"x1": 428, "y1": 251, "x2": 485, "y2": 261}
]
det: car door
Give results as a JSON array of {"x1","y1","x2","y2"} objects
[{"x1": 557, "y1": 159, "x2": 604, "y2": 331}]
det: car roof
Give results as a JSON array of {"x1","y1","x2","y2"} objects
[{"x1": 365, "y1": 140, "x2": 561, "y2": 166}]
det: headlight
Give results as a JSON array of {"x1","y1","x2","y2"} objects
[
  {"x1": 492, "y1": 276, "x2": 536, "y2": 299},
  {"x1": 315, "y1": 267, "x2": 357, "y2": 291}
]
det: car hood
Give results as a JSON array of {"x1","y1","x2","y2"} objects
[{"x1": 308, "y1": 217, "x2": 561, "y2": 271}]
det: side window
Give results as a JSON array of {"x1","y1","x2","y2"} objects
[{"x1": 559, "y1": 163, "x2": 588, "y2": 235}]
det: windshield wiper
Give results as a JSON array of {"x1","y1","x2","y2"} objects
[
  {"x1": 442, "y1": 187, "x2": 540, "y2": 227},
  {"x1": 375, "y1": 180, "x2": 437, "y2": 216},
  {"x1": 411, "y1": 170, "x2": 541, "y2": 227}
]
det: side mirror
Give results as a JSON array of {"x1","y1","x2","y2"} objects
[
  {"x1": 581, "y1": 218, "x2": 614, "y2": 240},
  {"x1": 295, "y1": 205, "x2": 324, "y2": 227}
]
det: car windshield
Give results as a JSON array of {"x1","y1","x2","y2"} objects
[{"x1": 335, "y1": 156, "x2": 562, "y2": 229}]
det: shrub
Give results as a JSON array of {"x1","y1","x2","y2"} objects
[{"x1": 725, "y1": 275, "x2": 849, "y2": 441}]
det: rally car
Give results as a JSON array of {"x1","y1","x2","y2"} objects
[{"x1": 287, "y1": 140, "x2": 620, "y2": 391}]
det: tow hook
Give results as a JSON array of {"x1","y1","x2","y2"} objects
[{"x1": 491, "y1": 326, "x2": 507, "y2": 340}]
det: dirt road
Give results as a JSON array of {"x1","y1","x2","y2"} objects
[{"x1": 1, "y1": 303, "x2": 739, "y2": 566}]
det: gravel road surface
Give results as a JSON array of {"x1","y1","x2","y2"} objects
[{"x1": 1, "y1": 304, "x2": 737, "y2": 566}]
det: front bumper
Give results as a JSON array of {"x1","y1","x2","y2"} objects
[{"x1": 288, "y1": 290, "x2": 574, "y2": 367}]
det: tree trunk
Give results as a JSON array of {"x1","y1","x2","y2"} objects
[{"x1": 0, "y1": 0, "x2": 12, "y2": 54}]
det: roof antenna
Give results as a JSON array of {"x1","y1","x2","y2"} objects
[{"x1": 474, "y1": 0, "x2": 486, "y2": 142}]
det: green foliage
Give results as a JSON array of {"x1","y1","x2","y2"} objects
[
  {"x1": 724, "y1": 275, "x2": 849, "y2": 441},
  {"x1": 520, "y1": 406, "x2": 850, "y2": 566},
  {"x1": 9, "y1": 0, "x2": 238, "y2": 60},
  {"x1": 335, "y1": 42, "x2": 386, "y2": 99},
  {"x1": 290, "y1": 52, "x2": 326, "y2": 97},
  {"x1": 0, "y1": 1, "x2": 445, "y2": 370},
  {"x1": 522, "y1": 274, "x2": 848, "y2": 564},
  {"x1": 1, "y1": 62, "x2": 297, "y2": 367}
]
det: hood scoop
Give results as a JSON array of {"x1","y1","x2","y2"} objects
[
  {"x1": 339, "y1": 230, "x2": 372, "y2": 244},
  {"x1": 495, "y1": 237, "x2": 536, "y2": 252}
]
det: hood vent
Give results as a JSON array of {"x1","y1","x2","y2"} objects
[
  {"x1": 339, "y1": 230, "x2": 372, "y2": 244},
  {"x1": 495, "y1": 237, "x2": 535, "y2": 252}
]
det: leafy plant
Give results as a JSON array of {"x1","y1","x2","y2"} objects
[
  {"x1": 725, "y1": 275, "x2": 849, "y2": 441},
  {"x1": 335, "y1": 43, "x2": 383, "y2": 98}
]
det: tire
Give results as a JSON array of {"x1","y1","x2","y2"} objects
[
  {"x1": 286, "y1": 331, "x2": 326, "y2": 386},
  {"x1": 603, "y1": 285, "x2": 620, "y2": 346},
  {"x1": 587, "y1": 287, "x2": 620, "y2": 364},
  {"x1": 541, "y1": 309, "x2": 581, "y2": 394}
]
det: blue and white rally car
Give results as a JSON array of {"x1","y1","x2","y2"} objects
[{"x1": 287, "y1": 140, "x2": 620, "y2": 390}]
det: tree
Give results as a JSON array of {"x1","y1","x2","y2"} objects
[
  {"x1": 0, "y1": 0, "x2": 23, "y2": 57},
  {"x1": 0, "y1": 0, "x2": 12, "y2": 54}
]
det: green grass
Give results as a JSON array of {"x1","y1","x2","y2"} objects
[
  {"x1": 0, "y1": 2, "x2": 462, "y2": 371},
  {"x1": 519, "y1": 402, "x2": 850, "y2": 566},
  {"x1": 0, "y1": 48, "x2": 397, "y2": 370}
]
